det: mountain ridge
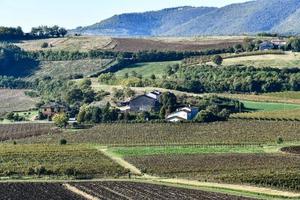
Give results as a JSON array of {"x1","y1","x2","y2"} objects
[{"x1": 72, "y1": 0, "x2": 300, "y2": 36}]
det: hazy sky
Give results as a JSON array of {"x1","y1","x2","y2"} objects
[{"x1": 0, "y1": 0, "x2": 251, "y2": 31}]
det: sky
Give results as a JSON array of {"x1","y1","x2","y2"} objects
[{"x1": 0, "y1": 0, "x2": 251, "y2": 31}]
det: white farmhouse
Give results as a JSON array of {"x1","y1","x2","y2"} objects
[{"x1": 166, "y1": 107, "x2": 199, "y2": 122}]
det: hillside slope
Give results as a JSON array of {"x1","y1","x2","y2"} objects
[
  {"x1": 72, "y1": 7, "x2": 216, "y2": 36},
  {"x1": 72, "y1": 0, "x2": 300, "y2": 36},
  {"x1": 272, "y1": 7, "x2": 300, "y2": 34}
]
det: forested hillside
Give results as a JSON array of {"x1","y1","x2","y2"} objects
[{"x1": 72, "y1": 0, "x2": 300, "y2": 36}]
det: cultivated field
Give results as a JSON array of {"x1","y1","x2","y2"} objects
[
  {"x1": 15, "y1": 120, "x2": 300, "y2": 145},
  {"x1": 115, "y1": 61, "x2": 181, "y2": 78},
  {"x1": 16, "y1": 36, "x2": 244, "y2": 52},
  {"x1": 0, "y1": 89, "x2": 38, "y2": 116},
  {"x1": 15, "y1": 36, "x2": 114, "y2": 52},
  {"x1": 232, "y1": 109, "x2": 300, "y2": 120},
  {"x1": 242, "y1": 101, "x2": 300, "y2": 111},
  {"x1": 71, "y1": 181, "x2": 256, "y2": 200},
  {"x1": 112, "y1": 37, "x2": 243, "y2": 52},
  {"x1": 281, "y1": 146, "x2": 300, "y2": 154},
  {"x1": 126, "y1": 153, "x2": 300, "y2": 191},
  {"x1": 0, "y1": 123, "x2": 57, "y2": 141},
  {"x1": 222, "y1": 52, "x2": 300, "y2": 68},
  {"x1": 0, "y1": 183, "x2": 85, "y2": 200},
  {"x1": 27, "y1": 58, "x2": 114, "y2": 80},
  {"x1": 219, "y1": 92, "x2": 300, "y2": 104},
  {"x1": 0, "y1": 144, "x2": 126, "y2": 178}
]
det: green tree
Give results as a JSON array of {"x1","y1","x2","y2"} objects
[
  {"x1": 53, "y1": 113, "x2": 68, "y2": 128},
  {"x1": 65, "y1": 88, "x2": 83, "y2": 104}
]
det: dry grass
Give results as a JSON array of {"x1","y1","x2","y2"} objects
[
  {"x1": 222, "y1": 52, "x2": 300, "y2": 68},
  {"x1": 15, "y1": 36, "x2": 114, "y2": 52},
  {"x1": 26, "y1": 59, "x2": 113, "y2": 80},
  {"x1": 0, "y1": 89, "x2": 38, "y2": 116},
  {"x1": 232, "y1": 109, "x2": 300, "y2": 120}
]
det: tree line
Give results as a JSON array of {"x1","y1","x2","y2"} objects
[{"x1": 0, "y1": 26, "x2": 67, "y2": 41}]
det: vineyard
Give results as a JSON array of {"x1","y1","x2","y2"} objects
[
  {"x1": 232, "y1": 109, "x2": 300, "y2": 120},
  {"x1": 70, "y1": 181, "x2": 256, "y2": 200},
  {"x1": 125, "y1": 153, "x2": 300, "y2": 191},
  {"x1": 0, "y1": 144, "x2": 127, "y2": 178},
  {"x1": 15, "y1": 120, "x2": 300, "y2": 146},
  {"x1": 0, "y1": 123, "x2": 58, "y2": 141},
  {"x1": 0, "y1": 183, "x2": 85, "y2": 200},
  {"x1": 0, "y1": 89, "x2": 38, "y2": 117},
  {"x1": 27, "y1": 58, "x2": 114, "y2": 80}
]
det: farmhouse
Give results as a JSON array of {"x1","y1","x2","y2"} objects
[
  {"x1": 259, "y1": 41, "x2": 274, "y2": 51},
  {"x1": 40, "y1": 102, "x2": 66, "y2": 118},
  {"x1": 271, "y1": 39, "x2": 287, "y2": 47},
  {"x1": 128, "y1": 90, "x2": 161, "y2": 112},
  {"x1": 166, "y1": 107, "x2": 199, "y2": 122}
]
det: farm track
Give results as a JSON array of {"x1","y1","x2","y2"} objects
[
  {"x1": 99, "y1": 146, "x2": 300, "y2": 198},
  {"x1": 98, "y1": 147, "x2": 142, "y2": 175},
  {"x1": 64, "y1": 183, "x2": 100, "y2": 200}
]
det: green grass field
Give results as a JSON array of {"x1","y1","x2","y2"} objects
[
  {"x1": 222, "y1": 52, "x2": 300, "y2": 68},
  {"x1": 242, "y1": 101, "x2": 300, "y2": 111},
  {"x1": 110, "y1": 145, "x2": 267, "y2": 157},
  {"x1": 115, "y1": 61, "x2": 181, "y2": 78}
]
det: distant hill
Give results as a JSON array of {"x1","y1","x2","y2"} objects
[{"x1": 72, "y1": 0, "x2": 300, "y2": 36}]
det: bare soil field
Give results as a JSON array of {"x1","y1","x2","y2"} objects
[
  {"x1": 112, "y1": 37, "x2": 243, "y2": 52},
  {"x1": 0, "y1": 89, "x2": 38, "y2": 116},
  {"x1": 281, "y1": 146, "x2": 300, "y2": 155},
  {"x1": 0, "y1": 183, "x2": 85, "y2": 200},
  {"x1": 71, "y1": 181, "x2": 256, "y2": 200}
]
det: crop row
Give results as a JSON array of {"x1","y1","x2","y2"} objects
[
  {"x1": 0, "y1": 123, "x2": 58, "y2": 141},
  {"x1": 0, "y1": 144, "x2": 127, "y2": 178},
  {"x1": 125, "y1": 153, "x2": 300, "y2": 191},
  {"x1": 0, "y1": 183, "x2": 85, "y2": 200},
  {"x1": 16, "y1": 120, "x2": 300, "y2": 146},
  {"x1": 71, "y1": 181, "x2": 256, "y2": 200}
]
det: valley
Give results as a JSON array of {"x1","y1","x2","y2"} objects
[{"x1": 2, "y1": 1, "x2": 300, "y2": 198}]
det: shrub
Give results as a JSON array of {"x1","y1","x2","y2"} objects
[
  {"x1": 64, "y1": 168, "x2": 77, "y2": 176},
  {"x1": 211, "y1": 55, "x2": 223, "y2": 65},
  {"x1": 277, "y1": 136, "x2": 284, "y2": 144},
  {"x1": 60, "y1": 139, "x2": 67, "y2": 145},
  {"x1": 41, "y1": 42, "x2": 49, "y2": 48}
]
